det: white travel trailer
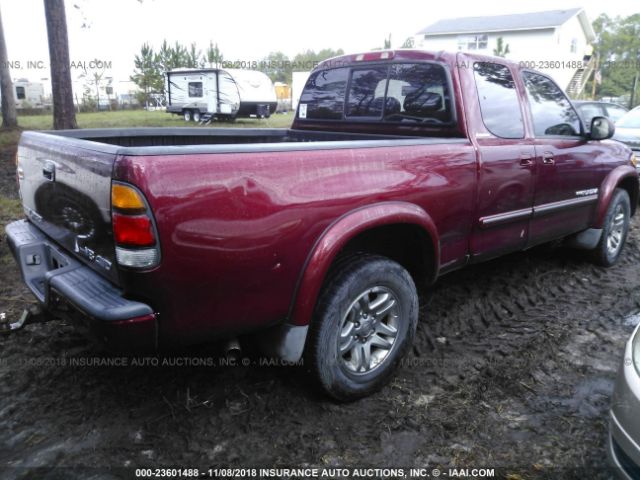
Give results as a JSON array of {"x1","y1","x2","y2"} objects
[
  {"x1": 13, "y1": 80, "x2": 45, "y2": 109},
  {"x1": 165, "y1": 68, "x2": 277, "y2": 122}
]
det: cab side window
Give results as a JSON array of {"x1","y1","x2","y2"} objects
[
  {"x1": 522, "y1": 72, "x2": 581, "y2": 137},
  {"x1": 473, "y1": 62, "x2": 524, "y2": 139}
]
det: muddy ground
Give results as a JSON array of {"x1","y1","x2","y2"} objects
[{"x1": 1, "y1": 134, "x2": 639, "y2": 480}]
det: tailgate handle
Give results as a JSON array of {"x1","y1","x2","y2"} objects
[{"x1": 42, "y1": 161, "x2": 56, "y2": 181}]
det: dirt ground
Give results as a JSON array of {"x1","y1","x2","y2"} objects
[{"x1": 1, "y1": 135, "x2": 639, "y2": 479}]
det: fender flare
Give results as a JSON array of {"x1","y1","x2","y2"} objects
[
  {"x1": 289, "y1": 201, "x2": 439, "y2": 327},
  {"x1": 594, "y1": 165, "x2": 639, "y2": 228}
]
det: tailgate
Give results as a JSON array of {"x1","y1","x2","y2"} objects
[{"x1": 16, "y1": 131, "x2": 120, "y2": 285}]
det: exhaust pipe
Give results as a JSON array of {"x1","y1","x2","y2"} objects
[{"x1": 224, "y1": 338, "x2": 242, "y2": 360}]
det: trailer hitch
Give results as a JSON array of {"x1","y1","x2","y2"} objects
[{"x1": 0, "y1": 306, "x2": 53, "y2": 334}]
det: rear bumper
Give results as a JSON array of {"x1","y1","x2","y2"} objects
[{"x1": 5, "y1": 219, "x2": 157, "y2": 350}]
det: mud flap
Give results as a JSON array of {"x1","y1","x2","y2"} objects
[
  {"x1": 257, "y1": 324, "x2": 308, "y2": 363},
  {"x1": 565, "y1": 228, "x2": 603, "y2": 250}
]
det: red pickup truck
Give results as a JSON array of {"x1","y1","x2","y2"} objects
[{"x1": 6, "y1": 50, "x2": 639, "y2": 400}]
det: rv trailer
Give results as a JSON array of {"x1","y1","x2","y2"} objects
[
  {"x1": 226, "y1": 68, "x2": 277, "y2": 118},
  {"x1": 13, "y1": 80, "x2": 45, "y2": 109},
  {"x1": 165, "y1": 68, "x2": 277, "y2": 122}
]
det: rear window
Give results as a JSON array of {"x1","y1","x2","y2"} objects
[
  {"x1": 299, "y1": 62, "x2": 453, "y2": 124},
  {"x1": 346, "y1": 67, "x2": 388, "y2": 117},
  {"x1": 299, "y1": 68, "x2": 349, "y2": 120}
]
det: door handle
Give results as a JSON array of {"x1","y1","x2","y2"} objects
[
  {"x1": 542, "y1": 152, "x2": 555, "y2": 165},
  {"x1": 520, "y1": 154, "x2": 534, "y2": 167}
]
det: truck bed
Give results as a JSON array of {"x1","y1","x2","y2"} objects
[
  {"x1": 45, "y1": 127, "x2": 466, "y2": 151},
  {"x1": 17, "y1": 128, "x2": 469, "y2": 288}
]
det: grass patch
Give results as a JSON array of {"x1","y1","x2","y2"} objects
[
  {"x1": 0, "y1": 129, "x2": 21, "y2": 151},
  {"x1": 0, "y1": 196, "x2": 22, "y2": 237},
  {"x1": 17, "y1": 110, "x2": 294, "y2": 130}
]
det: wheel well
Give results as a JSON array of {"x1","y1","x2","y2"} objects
[
  {"x1": 618, "y1": 176, "x2": 638, "y2": 216},
  {"x1": 333, "y1": 223, "x2": 436, "y2": 288}
]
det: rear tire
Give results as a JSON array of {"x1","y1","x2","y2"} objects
[
  {"x1": 183, "y1": 110, "x2": 192, "y2": 122},
  {"x1": 592, "y1": 188, "x2": 630, "y2": 267},
  {"x1": 305, "y1": 255, "x2": 418, "y2": 401}
]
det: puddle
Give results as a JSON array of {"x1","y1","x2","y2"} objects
[
  {"x1": 550, "y1": 377, "x2": 614, "y2": 418},
  {"x1": 624, "y1": 312, "x2": 640, "y2": 327}
]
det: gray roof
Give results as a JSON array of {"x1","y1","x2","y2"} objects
[{"x1": 417, "y1": 8, "x2": 582, "y2": 35}]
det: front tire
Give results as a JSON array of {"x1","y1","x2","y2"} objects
[
  {"x1": 305, "y1": 255, "x2": 418, "y2": 401},
  {"x1": 193, "y1": 110, "x2": 201, "y2": 122},
  {"x1": 592, "y1": 188, "x2": 630, "y2": 267}
]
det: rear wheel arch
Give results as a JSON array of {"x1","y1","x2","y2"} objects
[{"x1": 289, "y1": 202, "x2": 439, "y2": 328}]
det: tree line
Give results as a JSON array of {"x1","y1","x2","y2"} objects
[
  {"x1": 1, "y1": 3, "x2": 639, "y2": 130},
  {"x1": 0, "y1": 0, "x2": 76, "y2": 129},
  {"x1": 130, "y1": 41, "x2": 344, "y2": 106},
  {"x1": 591, "y1": 13, "x2": 640, "y2": 107}
]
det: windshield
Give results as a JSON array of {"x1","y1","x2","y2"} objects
[{"x1": 617, "y1": 108, "x2": 640, "y2": 128}]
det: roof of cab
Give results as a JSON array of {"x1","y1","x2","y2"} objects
[{"x1": 314, "y1": 49, "x2": 523, "y2": 72}]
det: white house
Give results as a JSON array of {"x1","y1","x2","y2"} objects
[{"x1": 414, "y1": 8, "x2": 596, "y2": 97}]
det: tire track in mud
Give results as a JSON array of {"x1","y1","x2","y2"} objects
[
  {"x1": 0, "y1": 216, "x2": 639, "y2": 476},
  {"x1": 392, "y1": 220, "x2": 640, "y2": 477}
]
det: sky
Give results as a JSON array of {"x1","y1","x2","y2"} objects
[{"x1": 0, "y1": 0, "x2": 638, "y2": 95}]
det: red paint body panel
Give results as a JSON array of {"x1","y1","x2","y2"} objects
[{"x1": 114, "y1": 141, "x2": 477, "y2": 345}]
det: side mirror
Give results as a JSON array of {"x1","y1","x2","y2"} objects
[{"x1": 589, "y1": 116, "x2": 615, "y2": 140}]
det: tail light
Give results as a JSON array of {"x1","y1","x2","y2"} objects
[
  {"x1": 16, "y1": 152, "x2": 24, "y2": 183},
  {"x1": 111, "y1": 182, "x2": 160, "y2": 269}
]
